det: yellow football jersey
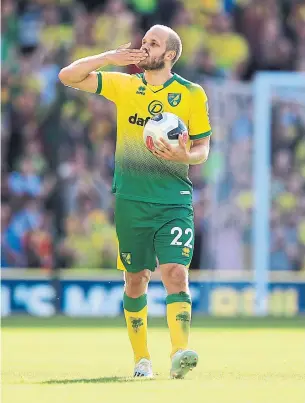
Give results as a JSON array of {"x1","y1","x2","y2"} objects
[{"x1": 96, "y1": 72, "x2": 212, "y2": 204}]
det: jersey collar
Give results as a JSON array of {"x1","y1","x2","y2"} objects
[{"x1": 138, "y1": 73, "x2": 177, "y2": 93}]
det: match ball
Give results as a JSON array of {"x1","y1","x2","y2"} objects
[{"x1": 143, "y1": 112, "x2": 188, "y2": 151}]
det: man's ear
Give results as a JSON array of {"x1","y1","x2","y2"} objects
[{"x1": 166, "y1": 50, "x2": 176, "y2": 62}]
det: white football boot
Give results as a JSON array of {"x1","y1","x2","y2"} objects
[
  {"x1": 134, "y1": 358, "x2": 154, "y2": 378},
  {"x1": 170, "y1": 349, "x2": 198, "y2": 379}
]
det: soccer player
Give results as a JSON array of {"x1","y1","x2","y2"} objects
[{"x1": 59, "y1": 25, "x2": 211, "y2": 379}]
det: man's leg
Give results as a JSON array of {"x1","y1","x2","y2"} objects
[
  {"x1": 115, "y1": 198, "x2": 156, "y2": 373},
  {"x1": 123, "y1": 270, "x2": 151, "y2": 365},
  {"x1": 153, "y1": 202, "x2": 197, "y2": 378},
  {"x1": 160, "y1": 263, "x2": 191, "y2": 357},
  {"x1": 160, "y1": 263, "x2": 197, "y2": 378}
]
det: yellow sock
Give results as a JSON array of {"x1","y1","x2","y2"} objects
[
  {"x1": 166, "y1": 292, "x2": 192, "y2": 357},
  {"x1": 123, "y1": 293, "x2": 150, "y2": 363}
]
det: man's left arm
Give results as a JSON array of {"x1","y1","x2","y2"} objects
[
  {"x1": 187, "y1": 84, "x2": 212, "y2": 165},
  {"x1": 188, "y1": 136, "x2": 210, "y2": 165}
]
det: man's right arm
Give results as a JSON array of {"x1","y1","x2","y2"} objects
[
  {"x1": 58, "y1": 53, "x2": 110, "y2": 93},
  {"x1": 58, "y1": 43, "x2": 147, "y2": 94}
]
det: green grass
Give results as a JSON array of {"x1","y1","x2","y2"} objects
[{"x1": 2, "y1": 317, "x2": 305, "y2": 403}]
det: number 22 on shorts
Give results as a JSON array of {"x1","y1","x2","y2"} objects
[{"x1": 170, "y1": 227, "x2": 193, "y2": 248}]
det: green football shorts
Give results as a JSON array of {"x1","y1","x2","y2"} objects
[{"x1": 115, "y1": 197, "x2": 195, "y2": 273}]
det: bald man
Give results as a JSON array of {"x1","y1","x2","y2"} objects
[{"x1": 59, "y1": 24, "x2": 212, "y2": 379}]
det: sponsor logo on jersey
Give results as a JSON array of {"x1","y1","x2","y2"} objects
[
  {"x1": 128, "y1": 113, "x2": 151, "y2": 126},
  {"x1": 148, "y1": 100, "x2": 164, "y2": 115},
  {"x1": 180, "y1": 191, "x2": 190, "y2": 195},
  {"x1": 136, "y1": 86, "x2": 146, "y2": 95},
  {"x1": 168, "y1": 93, "x2": 181, "y2": 107},
  {"x1": 121, "y1": 252, "x2": 132, "y2": 265}
]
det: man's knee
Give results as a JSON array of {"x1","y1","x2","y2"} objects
[
  {"x1": 161, "y1": 264, "x2": 188, "y2": 291},
  {"x1": 124, "y1": 270, "x2": 151, "y2": 297}
]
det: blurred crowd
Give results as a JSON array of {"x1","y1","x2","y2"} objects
[
  {"x1": 192, "y1": 85, "x2": 254, "y2": 271},
  {"x1": 1, "y1": 0, "x2": 305, "y2": 271},
  {"x1": 270, "y1": 96, "x2": 305, "y2": 270},
  {"x1": 195, "y1": 85, "x2": 305, "y2": 271}
]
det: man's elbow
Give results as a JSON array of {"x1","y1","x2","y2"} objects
[
  {"x1": 58, "y1": 67, "x2": 72, "y2": 85},
  {"x1": 200, "y1": 156, "x2": 209, "y2": 164},
  {"x1": 196, "y1": 156, "x2": 208, "y2": 165},
  {"x1": 190, "y1": 153, "x2": 209, "y2": 165},
  {"x1": 198, "y1": 147, "x2": 209, "y2": 164}
]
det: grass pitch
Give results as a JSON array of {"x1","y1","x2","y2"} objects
[{"x1": 2, "y1": 317, "x2": 305, "y2": 403}]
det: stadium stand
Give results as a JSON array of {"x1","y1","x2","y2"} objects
[{"x1": 2, "y1": 0, "x2": 305, "y2": 270}]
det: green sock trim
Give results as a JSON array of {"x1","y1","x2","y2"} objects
[
  {"x1": 123, "y1": 293, "x2": 147, "y2": 312},
  {"x1": 166, "y1": 292, "x2": 192, "y2": 305}
]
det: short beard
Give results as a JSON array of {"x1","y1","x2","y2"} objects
[{"x1": 138, "y1": 52, "x2": 166, "y2": 71}]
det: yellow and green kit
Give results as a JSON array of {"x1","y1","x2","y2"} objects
[{"x1": 96, "y1": 71, "x2": 212, "y2": 272}]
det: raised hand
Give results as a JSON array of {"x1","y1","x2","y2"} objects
[{"x1": 105, "y1": 43, "x2": 148, "y2": 67}]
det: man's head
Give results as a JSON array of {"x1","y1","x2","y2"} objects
[{"x1": 138, "y1": 25, "x2": 182, "y2": 71}]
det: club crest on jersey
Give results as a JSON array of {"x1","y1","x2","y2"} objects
[{"x1": 168, "y1": 93, "x2": 181, "y2": 107}]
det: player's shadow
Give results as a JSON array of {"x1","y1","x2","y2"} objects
[{"x1": 42, "y1": 376, "x2": 152, "y2": 384}]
